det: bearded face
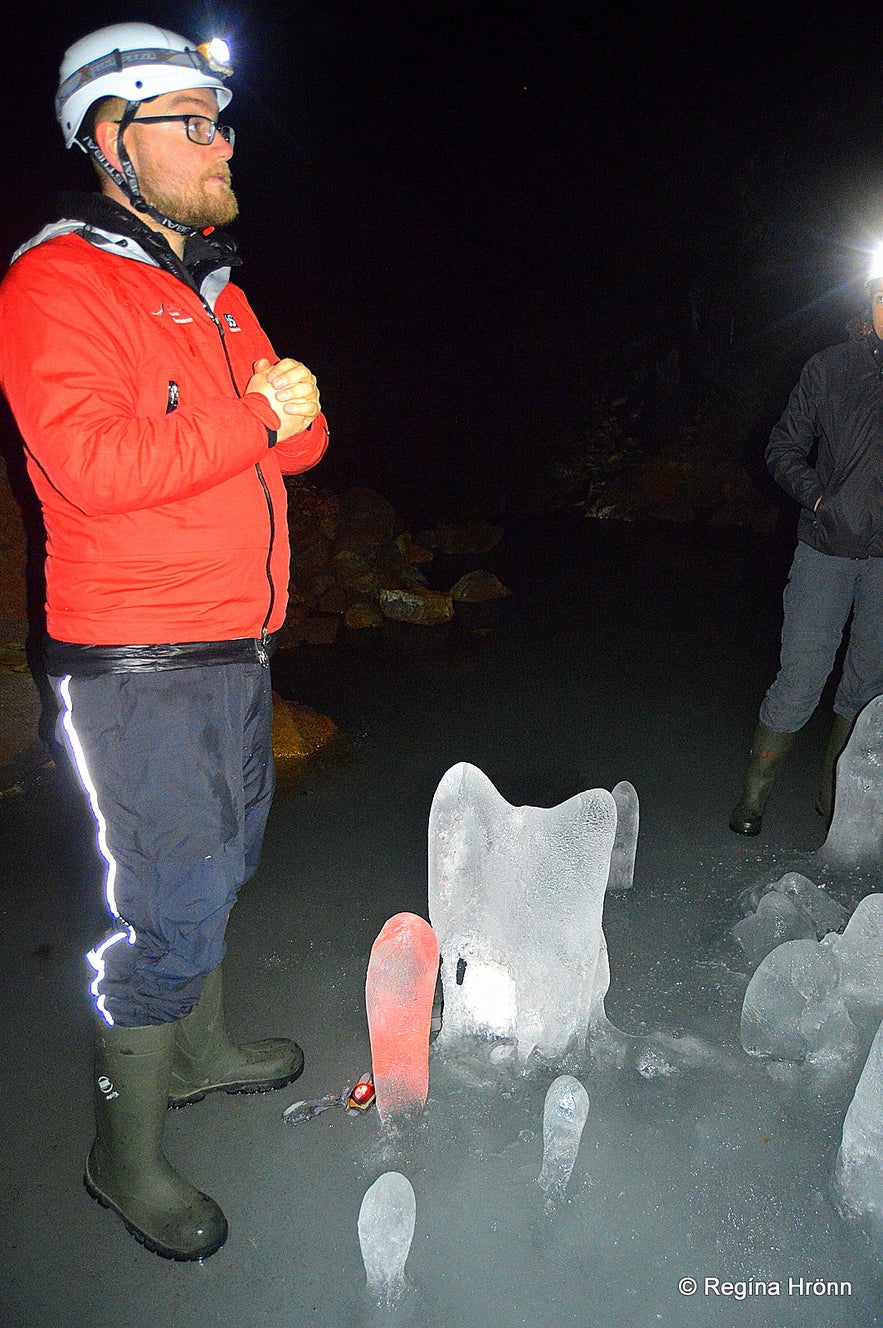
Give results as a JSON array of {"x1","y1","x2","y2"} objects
[
  {"x1": 136, "y1": 153, "x2": 239, "y2": 229},
  {"x1": 114, "y1": 87, "x2": 239, "y2": 231}
]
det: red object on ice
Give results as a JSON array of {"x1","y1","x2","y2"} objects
[
  {"x1": 348, "y1": 1075, "x2": 376, "y2": 1110},
  {"x1": 365, "y1": 912, "x2": 439, "y2": 1125}
]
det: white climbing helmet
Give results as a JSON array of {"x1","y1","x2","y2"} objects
[{"x1": 56, "y1": 22, "x2": 233, "y2": 150}]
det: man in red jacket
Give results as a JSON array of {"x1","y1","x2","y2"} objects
[{"x1": 0, "y1": 23, "x2": 329, "y2": 1259}]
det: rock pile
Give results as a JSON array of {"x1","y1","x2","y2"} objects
[
  {"x1": 280, "y1": 481, "x2": 510, "y2": 647},
  {"x1": 582, "y1": 444, "x2": 778, "y2": 533},
  {"x1": 0, "y1": 462, "x2": 511, "y2": 790}
]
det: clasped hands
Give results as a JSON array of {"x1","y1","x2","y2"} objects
[{"x1": 247, "y1": 357, "x2": 321, "y2": 441}]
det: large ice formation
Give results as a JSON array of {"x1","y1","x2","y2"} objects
[
  {"x1": 428, "y1": 762, "x2": 617, "y2": 1068},
  {"x1": 357, "y1": 1171, "x2": 416, "y2": 1302},
  {"x1": 835, "y1": 1015, "x2": 883, "y2": 1249},
  {"x1": 538, "y1": 1075, "x2": 590, "y2": 1203},
  {"x1": 818, "y1": 695, "x2": 883, "y2": 870}
]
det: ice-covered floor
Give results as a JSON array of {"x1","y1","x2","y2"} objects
[{"x1": 1, "y1": 514, "x2": 881, "y2": 1328}]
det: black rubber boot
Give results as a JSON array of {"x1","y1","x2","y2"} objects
[
  {"x1": 815, "y1": 713, "x2": 853, "y2": 823},
  {"x1": 728, "y1": 722, "x2": 796, "y2": 836},
  {"x1": 168, "y1": 965, "x2": 304, "y2": 1108},
  {"x1": 85, "y1": 1020, "x2": 228, "y2": 1260}
]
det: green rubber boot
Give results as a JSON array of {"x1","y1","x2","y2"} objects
[
  {"x1": 728, "y1": 722, "x2": 796, "y2": 836},
  {"x1": 85, "y1": 1020, "x2": 227, "y2": 1260},
  {"x1": 815, "y1": 713, "x2": 853, "y2": 823},
  {"x1": 168, "y1": 965, "x2": 304, "y2": 1108}
]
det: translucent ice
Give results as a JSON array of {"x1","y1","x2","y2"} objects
[
  {"x1": 733, "y1": 891, "x2": 816, "y2": 967},
  {"x1": 740, "y1": 939, "x2": 858, "y2": 1064},
  {"x1": 737, "y1": 873, "x2": 847, "y2": 944},
  {"x1": 829, "y1": 894, "x2": 883, "y2": 1020},
  {"x1": 818, "y1": 695, "x2": 883, "y2": 870},
  {"x1": 771, "y1": 872, "x2": 848, "y2": 936},
  {"x1": 357, "y1": 1171, "x2": 416, "y2": 1302},
  {"x1": 538, "y1": 1075, "x2": 590, "y2": 1201},
  {"x1": 365, "y1": 912, "x2": 439, "y2": 1125},
  {"x1": 428, "y1": 762, "x2": 617, "y2": 1068},
  {"x1": 608, "y1": 781, "x2": 639, "y2": 891},
  {"x1": 835, "y1": 1015, "x2": 883, "y2": 1247}
]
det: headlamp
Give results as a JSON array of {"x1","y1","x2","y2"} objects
[{"x1": 198, "y1": 38, "x2": 233, "y2": 76}]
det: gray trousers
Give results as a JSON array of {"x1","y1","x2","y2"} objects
[
  {"x1": 52, "y1": 663, "x2": 275, "y2": 1027},
  {"x1": 760, "y1": 540, "x2": 883, "y2": 732}
]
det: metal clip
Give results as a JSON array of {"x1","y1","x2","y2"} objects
[{"x1": 281, "y1": 1093, "x2": 341, "y2": 1127}]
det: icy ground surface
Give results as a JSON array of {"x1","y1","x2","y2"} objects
[{"x1": 1, "y1": 518, "x2": 881, "y2": 1328}]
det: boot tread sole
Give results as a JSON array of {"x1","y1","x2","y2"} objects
[
  {"x1": 83, "y1": 1172, "x2": 228, "y2": 1261},
  {"x1": 168, "y1": 1061, "x2": 304, "y2": 1109}
]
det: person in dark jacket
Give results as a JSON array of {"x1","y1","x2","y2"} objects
[{"x1": 729, "y1": 271, "x2": 883, "y2": 836}]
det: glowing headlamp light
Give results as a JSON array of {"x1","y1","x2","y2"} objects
[
  {"x1": 198, "y1": 38, "x2": 233, "y2": 76},
  {"x1": 866, "y1": 242, "x2": 883, "y2": 286}
]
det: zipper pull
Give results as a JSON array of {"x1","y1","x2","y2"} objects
[{"x1": 256, "y1": 632, "x2": 270, "y2": 668}]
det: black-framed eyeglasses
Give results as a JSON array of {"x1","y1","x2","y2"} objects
[{"x1": 123, "y1": 114, "x2": 235, "y2": 148}]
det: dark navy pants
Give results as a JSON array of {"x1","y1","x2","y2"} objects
[
  {"x1": 51, "y1": 663, "x2": 274, "y2": 1027},
  {"x1": 760, "y1": 541, "x2": 883, "y2": 732}
]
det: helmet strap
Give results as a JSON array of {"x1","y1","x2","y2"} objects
[{"x1": 78, "y1": 100, "x2": 195, "y2": 238}]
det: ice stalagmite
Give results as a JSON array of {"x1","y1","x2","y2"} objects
[
  {"x1": 829, "y1": 894, "x2": 883, "y2": 1021},
  {"x1": 365, "y1": 912, "x2": 439, "y2": 1125},
  {"x1": 358, "y1": 1172, "x2": 416, "y2": 1302},
  {"x1": 538, "y1": 1075, "x2": 590, "y2": 1201},
  {"x1": 818, "y1": 695, "x2": 883, "y2": 871},
  {"x1": 428, "y1": 762, "x2": 617, "y2": 1068},
  {"x1": 835, "y1": 1016, "x2": 883, "y2": 1248},
  {"x1": 733, "y1": 891, "x2": 816, "y2": 967},
  {"x1": 608, "y1": 780, "x2": 639, "y2": 891},
  {"x1": 734, "y1": 873, "x2": 848, "y2": 969},
  {"x1": 740, "y1": 939, "x2": 857, "y2": 1064}
]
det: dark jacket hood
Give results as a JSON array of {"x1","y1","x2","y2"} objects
[{"x1": 53, "y1": 190, "x2": 242, "y2": 291}]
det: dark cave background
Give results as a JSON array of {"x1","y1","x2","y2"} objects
[{"x1": 2, "y1": 2, "x2": 883, "y2": 535}]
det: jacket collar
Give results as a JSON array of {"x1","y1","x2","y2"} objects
[
  {"x1": 9, "y1": 192, "x2": 242, "y2": 308},
  {"x1": 57, "y1": 192, "x2": 240, "y2": 272}
]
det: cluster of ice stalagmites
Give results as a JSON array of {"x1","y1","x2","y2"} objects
[
  {"x1": 356, "y1": 760, "x2": 622, "y2": 1299},
  {"x1": 356, "y1": 1074, "x2": 594, "y2": 1299},
  {"x1": 735, "y1": 697, "x2": 883, "y2": 1243},
  {"x1": 354, "y1": 727, "x2": 883, "y2": 1294},
  {"x1": 733, "y1": 872, "x2": 848, "y2": 968},
  {"x1": 740, "y1": 893, "x2": 883, "y2": 1067},
  {"x1": 358, "y1": 909, "x2": 594, "y2": 1299},
  {"x1": 427, "y1": 762, "x2": 625, "y2": 1068}
]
